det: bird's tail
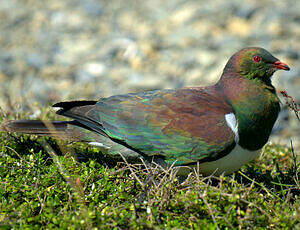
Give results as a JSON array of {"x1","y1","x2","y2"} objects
[
  {"x1": 0, "y1": 119, "x2": 141, "y2": 160},
  {"x1": 1, "y1": 120, "x2": 94, "y2": 142}
]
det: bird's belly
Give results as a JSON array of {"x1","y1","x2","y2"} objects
[{"x1": 178, "y1": 145, "x2": 260, "y2": 176}]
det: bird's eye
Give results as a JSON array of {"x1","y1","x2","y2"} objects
[{"x1": 253, "y1": 55, "x2": 261, "y2": 63}]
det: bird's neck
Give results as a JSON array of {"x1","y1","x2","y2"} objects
[{"x1": 218, "y1": 74, "x2": 280, "y2": 150}]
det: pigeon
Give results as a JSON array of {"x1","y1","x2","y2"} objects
[{"x1": 1, "y1": 47, "x2": 290, "y2": 175}]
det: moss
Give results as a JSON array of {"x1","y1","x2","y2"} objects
[{"x1": 0, "y1": 114, "x2": 299, "y2": 229}]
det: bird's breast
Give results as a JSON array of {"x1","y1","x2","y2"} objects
[
  {"x1": 222, "y1": 78, "x2": 280, "y2": 150},
  {"x1": 193, "y1": 145, "x2": 260, "y2": 176}
]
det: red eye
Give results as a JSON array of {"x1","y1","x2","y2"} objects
[{"x1": 253, "y1": 55, "x2": 261, "y2": 63}]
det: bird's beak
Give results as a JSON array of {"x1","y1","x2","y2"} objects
[{"x1": 273, "y1": 61, "x2": 290, "y2": 71}]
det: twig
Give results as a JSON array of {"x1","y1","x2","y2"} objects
[
  {"x1": 119, "y1": 153, "x2": 145, "y2": 189},
  {"x1": 238, "y1": 171, "x2": 282, "y2": 201},
  {"x1": 290, "y1": 140, "x2": 299, "y2": 182},
  {"x1": 280, "y1": 90, "x2": 300, "y2": 121}
]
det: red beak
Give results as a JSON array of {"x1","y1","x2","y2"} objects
[{"x1": 274, "y1": 61, "x2": 290, "y2": 71}]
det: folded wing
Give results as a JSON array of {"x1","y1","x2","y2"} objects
[{"x1": 54, "y1": 87, "x2": 236, "y2": 166}]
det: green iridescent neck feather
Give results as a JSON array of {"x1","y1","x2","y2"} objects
[{"x1": 220, "y1": 66, "x2": 280, "y2": 150}]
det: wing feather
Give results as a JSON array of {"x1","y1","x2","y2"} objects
[{"x1": 56, "y1": 88, "x2": 236, "y2": 165}]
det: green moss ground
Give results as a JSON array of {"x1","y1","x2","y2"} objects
[{"x1": 0, "y1": 112, "x2": 299, "y2": 229}]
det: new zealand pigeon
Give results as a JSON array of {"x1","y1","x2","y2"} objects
[{"x1": 1, "y1": 47, "x2": 290, "y2": 175}]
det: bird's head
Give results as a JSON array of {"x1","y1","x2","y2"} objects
[{"x1": 223, "y1": 47, "x2": 290, "y2": 83}]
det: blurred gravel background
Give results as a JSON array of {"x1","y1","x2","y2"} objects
[{"x1": 0, "y1": 0, "x2": 299, "y2": 148}]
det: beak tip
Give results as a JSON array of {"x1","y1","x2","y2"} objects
[
  {"x1": 283, "y1": 65, "x2": 290, "y2": 71},
  {"x1": 274, "y1": 61, "x2": 290, "y2": 71}
]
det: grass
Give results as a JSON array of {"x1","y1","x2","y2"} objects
[{"x1": 0, "y1": 111, "x2": 299, "y2": 229}]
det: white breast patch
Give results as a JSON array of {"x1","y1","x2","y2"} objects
[
  {"x1": 195, "y1": 145, "x2": 260, "y2": 176},
  {"x1": 225, "y1": 113, "x2": 239, "y2": 143}
]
